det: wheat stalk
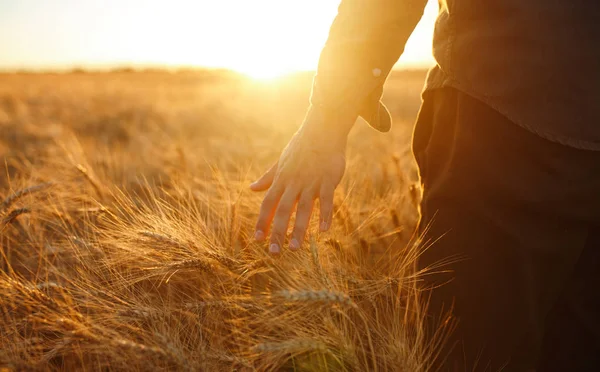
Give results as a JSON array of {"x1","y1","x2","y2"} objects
[
  {"x1": 273, "y1": 289, "x2": 355, "y2": 308},
  {"x1": 164, "y1": 258, "x2": 214, "y2": 272},
  {"x1": 0, "y1": 182, "x2": 52, "y2": 213},
  {"x1": 205, "y1": 251, "x2": 241, "y2": 271},
  {"x1": 185, "y1": 300, "x2": 261, "y2": 312},
  {"x1": 253, "y1": 338, "x2": 328, "y2": 353},
  {"x1": 112, "y1": 338, "x2": 168, "y2": 357},
  {"x1": 2, "y1": 207, "x2": 30, "y2": 225},
  {"x1": 138, "y1": 230, "x2": 184, "y2": 248},
  {"x1": 117, "y1": 307, "x2": 163, "y2": 319},
  {"x1": 76, "y1": 164, "x2": 104, "y2": 197}
]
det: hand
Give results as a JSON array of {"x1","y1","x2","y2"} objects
[{"x1": 250, "y1": 106, "x2": 355, "y2": 254}]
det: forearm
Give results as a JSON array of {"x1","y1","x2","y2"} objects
[{"x1": 310, "y1": 0, "x2": 428, "y2": 132}]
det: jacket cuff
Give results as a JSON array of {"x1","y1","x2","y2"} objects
[
  {"x1": 310, "y1": 69, "x2": 393, "y2": 133},
  {"x1": 360, "y1": 99, "x2": 392, "y2": 133}
]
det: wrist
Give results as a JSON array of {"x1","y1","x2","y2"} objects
[{"x1": 300, "y1": 104, "x2": 357, "y2": 144}]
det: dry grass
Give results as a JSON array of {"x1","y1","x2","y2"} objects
[{"x1": 0, "y1": 69, "x2": 442, "y2": 371}]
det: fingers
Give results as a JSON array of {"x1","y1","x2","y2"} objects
[
  {"x1": 253, "y1": 170, "x2": 336, "y2": 254},
  {"x1": 289, "y1": 191, "x2": 315, "y2": 251},
  {"x1": 269, "y1": 187, "x2": 299, "y2": 254},
  {"x1": 250, "y1": 163, "x2": 278, "y2": 192},
  {"x1": 319, "y1": 181, "x2": 335, "y2": 232},
  {"x1": 254, "y1": 184, "x2": 283, "y2": 242}
]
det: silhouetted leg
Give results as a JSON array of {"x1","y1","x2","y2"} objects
[
  {"x1": 412, "y1": 88, "x2": 600, "y2": 371},
  {"x1": 537, "y1": 227, "x2": 600, "y2": 372}
]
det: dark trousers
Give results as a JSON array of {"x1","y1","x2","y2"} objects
[{"x1": 413, "y1": 88, "x2": 600, "y2": 371}]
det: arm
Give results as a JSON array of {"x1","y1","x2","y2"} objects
[
  {"x1": 312, "y1": 0, "x2": 427, "y2": 133},
  {"x1": 251, "y1": 0, "x2": 428, "y2": 254}
]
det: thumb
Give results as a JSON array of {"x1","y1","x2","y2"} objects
[{"x1": 250, "y1": 163, "x2": 278, "y2": 191}]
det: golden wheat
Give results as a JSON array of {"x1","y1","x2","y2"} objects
[
  {"x1": 0, "y1": 70, "x2": 434, "y2": 371},
  {"x1": 273, "y1": 289, "x2": 355, "y2": 307}
]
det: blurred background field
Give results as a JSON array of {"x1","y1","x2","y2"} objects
[{"x1": 0, "y1": 69, "x2": 435, "y2": 370}]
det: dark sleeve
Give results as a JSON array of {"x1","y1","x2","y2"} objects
[{"x1": 310, "y1": 0, "x2": 428, "y2": 132}]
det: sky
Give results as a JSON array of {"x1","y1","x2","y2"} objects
[{"x1": 0, "y1": 0, "x2": 437, "y2": 78}]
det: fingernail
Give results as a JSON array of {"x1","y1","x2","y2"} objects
[
  {"x1": 289, "y1": 238, "x2": 300, "y2": 251},
  {"x1": 254, "y1": 230, "x2": 265, "y2": 241},
  {"x1": 269, "y1": 243, "x2": 280, "y2": 254},
  {"x1": 320, "y1": 221, "x2": 328, "y2": 231}
]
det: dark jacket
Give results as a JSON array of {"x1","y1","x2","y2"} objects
[{"x1": 311, "y1": 0, "x2": 600, "y2": 150}]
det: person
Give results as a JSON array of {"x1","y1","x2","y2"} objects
[{"x1": 249, "y1": 0, "x2": 600, "y2": 370}]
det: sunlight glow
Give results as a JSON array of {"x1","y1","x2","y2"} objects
[
  {"x1": 0, "y1": 0, "x2": 437, "y2": 73},
  {"x1": 237, "y1": 65, "x2": 295, "y2": 80}
]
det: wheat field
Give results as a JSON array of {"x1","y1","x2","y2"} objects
[{"x1": 0, "y1": 69, "x2": 442, "y2": 371}]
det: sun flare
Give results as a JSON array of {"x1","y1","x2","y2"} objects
[
  {"x1": 0, "y1": 1, "x2": 436, "y2": 74},
  {"x1": 237, "y1": 64, "x2": 294, "y2": 80}
]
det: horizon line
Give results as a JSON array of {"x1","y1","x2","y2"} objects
[{"x1": 0, "y1": 62, "x2": 433, "y2": 74}]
